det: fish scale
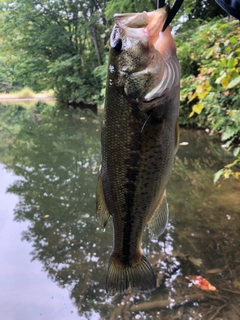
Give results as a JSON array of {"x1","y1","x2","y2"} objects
[
  {"x1": 103, "y1": 94, "x2": 146, "y2": 260},
  {"x1": 96, "y1": 7, "x2": 180, "y2": 295}
]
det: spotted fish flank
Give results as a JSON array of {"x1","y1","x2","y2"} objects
[{"x1": 96, "y1": 7, "x2": 181, "y2": 295}]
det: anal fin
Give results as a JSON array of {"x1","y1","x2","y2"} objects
[
  {"x1": 148, "y1": 191, "x2": 169, "y2": 238},
  {"x1": 96, "y1": 173, "x2": 111, "y2": 228}
]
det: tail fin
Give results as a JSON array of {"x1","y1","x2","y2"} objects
[{"x1": 106, "y1": 255, "x2": 156, "y2": 295}]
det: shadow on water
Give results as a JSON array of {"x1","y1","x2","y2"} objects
[{"x1": 1, "y1": 103, "x2": 240, "y2": 319}]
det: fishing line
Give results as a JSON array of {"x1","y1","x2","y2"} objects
[
  {"x1": 157, "y1": 0, "x2": 166, "y2": 8},
  {"x1": 157, "y1": 0, "x2": 184, "y2": 31},
  {"x1": 141, "y1": 111, "x2": 153, "y2": 133}
]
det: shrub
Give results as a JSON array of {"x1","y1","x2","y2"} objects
[
  {"x1": 176, "y1": 19, "x2": 240, "y2": 182},
  {"x1": 16, "y1": 87, "x2": 35, "y2": 99}
]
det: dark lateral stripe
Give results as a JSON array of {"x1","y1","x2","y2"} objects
[{"x1": 117, "y1": 106, "x2": 144, "y2": 263}]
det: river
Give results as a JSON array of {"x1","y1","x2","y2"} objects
[{"x1": 0, "y1": 102, "x2": 239, "y2": 320}]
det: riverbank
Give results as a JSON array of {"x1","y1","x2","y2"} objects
[
  {"x1": 0, "y1": 98, "x2": 55, "y2": 101},
  {"x1": 0, "y1": 88, "x2": 54, "y2": 100}
]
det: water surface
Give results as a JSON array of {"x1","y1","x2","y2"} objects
[{"x1": 0, "y1": 103, "x2": 239, "y2": 319}]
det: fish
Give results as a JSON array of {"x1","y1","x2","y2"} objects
[{"x1": 96, "y1": 7, "x2": 181, "y2": 295}]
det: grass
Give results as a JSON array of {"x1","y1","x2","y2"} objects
[
  {"x1": 1, "y1": 99, "x2": 56, "y2": 108},
  {"x1": 0, "y1": 87, "x2": 55, "y2": 99}
]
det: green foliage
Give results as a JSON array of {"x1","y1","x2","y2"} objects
[
  {"x1": 0, "y1": 0, "x2": 107, "y2": 104},
  {"x1": 105, "y1": 0, "x2": 155, "y2": 18},
  {"x1": 177, "y1": 19, "x2": 240, "y2": 182},
  {"x1": 92, "y1": 54, "x2": 109, "y2": 107},
  {"x1": 214, "y1": 156, "x2": 240, "y2": 183},
  {"x1": 0, "y1": 1, "x2": 237, "y2": 181},
  {"x1": 0, "y1": 56, "x2": 15, "y2": 92},
  {"x1": 0, "y1": 0, "x2": 229, "y2": 101}
]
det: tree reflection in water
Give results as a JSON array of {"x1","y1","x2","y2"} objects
[
  {"x1": 4, "y1": 105, "x2": 111, "y2": 316},
  {"x1": 3, "y1": 104, "x2": 240, "y2": 319}
]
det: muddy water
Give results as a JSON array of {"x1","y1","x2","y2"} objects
[{"x1": 0, "y1": 103, "x2": 239, "y2": 320}]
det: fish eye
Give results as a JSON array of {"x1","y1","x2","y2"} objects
[{"x1": 112, "y1": 39, "x2": 122, "y2": 53}]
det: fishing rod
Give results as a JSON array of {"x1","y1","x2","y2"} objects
[
  {"x1": 157, "y1": 0, "x2": 184, "y2": 31},
  {"x1": 157, "y1": 0, "x2": 166, "y2": 8}
]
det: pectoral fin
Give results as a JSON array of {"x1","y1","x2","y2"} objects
[
  {"x1": 147, "y1": 191, "x2": 169, "y2": 238},
  {"x1": 96, "y1": 174, "x2": 111, "y2": 228}
]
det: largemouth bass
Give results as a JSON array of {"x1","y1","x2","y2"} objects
[{"x1": 96, "y1": 7, "x2": 180, "y2": 295}]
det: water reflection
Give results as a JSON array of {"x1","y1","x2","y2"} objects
[
  {"x1": 1, "y1": 103, "x2": 240, "y2": 319},
  {"x1": 2, "y1": 103, "x2": 110, "y2": 317}
]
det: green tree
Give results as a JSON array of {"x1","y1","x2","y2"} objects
[
  {"x1": 177, "y1": 18, "x2": 240, "y2": 181},
  {"x1": 105, "y1": 0, "x2": 155, "y2": 18},
  {"x1": 0, "y1": 0, "x2": 107, "y2": 104},
  {"x1": 0, "y1": 0, "x2": 231, "y2": 104}
]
